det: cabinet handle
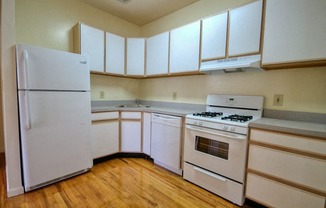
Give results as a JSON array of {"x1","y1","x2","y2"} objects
[{"x1": 193, "y1": 166, "x2": 227, "y2": 182}]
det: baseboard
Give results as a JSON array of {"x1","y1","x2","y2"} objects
[{"x1": 93, "y1": 153, "x2": 151, "y2": 165}]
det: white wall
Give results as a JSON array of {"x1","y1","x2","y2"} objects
[{"x1": 1, "y1": 0, "x2": 25, "y2": 197}]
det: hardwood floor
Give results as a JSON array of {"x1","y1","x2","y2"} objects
[{"x1": 0, "y1": 153, "x2": 259, "y2": 208}]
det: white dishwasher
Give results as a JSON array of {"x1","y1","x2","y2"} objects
[{"x1": 151, "y1": 113, "x2": 183, "y2": 175}]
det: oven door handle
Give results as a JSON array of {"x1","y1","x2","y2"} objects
[
  {"x1": 186, "y1": 125, "x2": 247, "y2": 140},
  {"x1": 193, "y1": 166, "x2": 227, "y2": 182}
]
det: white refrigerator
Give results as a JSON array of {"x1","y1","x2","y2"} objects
[{"x1": 16, "y1": 44, "x2": 93, "y2": 192}]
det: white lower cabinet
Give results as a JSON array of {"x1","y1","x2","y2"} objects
[
  {"x1": 91, "y1": 112, "x2": 119, "y2": 159},
  {"x1": 121, "y1": 112, "x2": 142, "y2": 152},
  {"x1": 246, "y1": 128, "x2": 326, "y2": 208},
  {"x1": 142, "y1": 112, "x2": 151, "y2": 155}
]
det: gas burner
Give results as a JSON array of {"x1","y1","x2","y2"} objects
[
  {"x1": 193, "y1": 112, "x2": 223, "y2": 118},
  {"x1": 221, "y1": 114, "x2": 253, "y2": 123}
]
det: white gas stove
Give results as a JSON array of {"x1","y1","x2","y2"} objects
[
  {"x1": 186, "y1": 94, "x2": 264, "y2": 134},
  {"x1": 183, "y1": 94, "x2": 264, "y2": 206}
]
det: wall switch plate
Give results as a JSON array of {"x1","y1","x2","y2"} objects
[
  {"x1": 100, "y1": 91, "x2": 105, "y2": 99},
  {"x1": 273, "y1": 94, "x2": 284, "y2": 106}
]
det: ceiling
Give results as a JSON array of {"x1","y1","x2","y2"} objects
[{"x1": 77, "y1": 0, "x2": 199, "y2": 26}]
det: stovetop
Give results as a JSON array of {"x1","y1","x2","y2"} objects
[{"x1": 191, "y1": 112, "x2": 253, "y2": 123}]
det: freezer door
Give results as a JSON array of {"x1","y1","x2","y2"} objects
[
  {"x1": 16, "y1": 44, "x2": 90, "y2": 91},
  {"x1": 18, "y1": 91, "x2": 92, "y2": 190}
]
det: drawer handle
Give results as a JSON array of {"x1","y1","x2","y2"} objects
[{"x1": 193, "y1": 166, "x2": 227, "y2": 182}]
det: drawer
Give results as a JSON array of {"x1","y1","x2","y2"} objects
[
  {"x1": 183, "y1": 162, "x2": 244, "y2": 206},
  {"x1": 246, "y1": 173, "x2": 325, "y2": 208},
  {"x1": 250, "y1": 129, "x2": 326, "y2": 155},
  {"x1": 121, "y1": 112, "x2": 141, "y2": 119},
  {"x1": 248, "y1": 145, "x2": 326, "y2": 192},
  {"x1": 91, "y1": 112, "x2": 119, "y2": 121}
]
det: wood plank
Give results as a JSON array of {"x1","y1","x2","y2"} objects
[{"x1": 0, "y1": 154, "x2": 257, "y2": 207}]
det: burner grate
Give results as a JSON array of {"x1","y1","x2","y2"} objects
[
  {"x1": 221, "y1": 114, "x2": 253, "y2": 123},
  {"x1": 193, "y1": 112, "x2": 223, "y2": 118}
]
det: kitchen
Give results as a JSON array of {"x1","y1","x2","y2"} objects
[{"x1": 1, "y1": 0, "x2": 326, "y2": 207}]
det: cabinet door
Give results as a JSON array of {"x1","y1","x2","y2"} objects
[
  {"x1": 170, "y1": 21, "x2": 201, "y2": 73},
  {"x1": 228, "y1": 0, "x2": 262, "y2": 56},
  {"x1": 201, "y1": 12, "x2": 228, "y2": 60},
  {"x1": 146, "y1": 32, "x2": 169, "y2": 76},
  {"x1": 121, "y1": 121, "x2": 141, "y2": 152},
  {"x1": 91, "y1": 112, "x2": 119, "y2": 159},
  {"x1": 142, "y1": 113, "x2": 151, "y2": 155},
  {"x1": 106, "y1": 32, "x2": 125, "y2": 75},
  {"x1": 262, "y1": 0, "x2": 326, "y2": 65},
  {"x1": 126, "y1": 38, "x2": 145, "y2": 76},
  {"x1": 91, "y1": 120, "x2": 119, "y2": 158},
  {"x1": 79, "y1": 24, "x2": 105, "y2": 72}
]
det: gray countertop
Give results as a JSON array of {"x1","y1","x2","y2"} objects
[
  {"x1": 249, "y1": 118, "x2": 326, "y2": 139},
  {"x1": 91, "y1": 101, "x2": 326, "y2": 139},
  {"x1": 91, "y1": 105, "x2": 197, "y2": 117}
]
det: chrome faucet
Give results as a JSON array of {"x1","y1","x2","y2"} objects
[{"x1": 135, "y1": 98, "x2": 140, "y2": 105}]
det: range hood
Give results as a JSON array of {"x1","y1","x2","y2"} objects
[{"x1": 200, "y1": 54, "x2": 263, "y2": 74}]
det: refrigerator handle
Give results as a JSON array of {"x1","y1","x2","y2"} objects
[
  {"x1": 22, "y1": 49, "x2": 29, "y2": 90},
  {"x1": 24, "y1": 91, "x2": 32, "y2": 130}
]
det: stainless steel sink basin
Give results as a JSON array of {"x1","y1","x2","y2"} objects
[{"x1": 117, "y1": 104, "x2": 150, "y2": 108}]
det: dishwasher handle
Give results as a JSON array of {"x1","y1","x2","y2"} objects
[{"x1": 152, "y1": 113, "x2": 182, "y2": 127}]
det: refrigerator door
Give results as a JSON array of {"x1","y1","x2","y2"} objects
[
  {"x1": 16, "y1": 44, "x2": 90, "y2": 91},
  {"x1": 18, "y1": 90, "x2": 92, "y2": 191}
]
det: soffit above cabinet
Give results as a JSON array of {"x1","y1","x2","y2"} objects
[{"x1": 76, "y1": 0, "x2": 199, "y2": 26}]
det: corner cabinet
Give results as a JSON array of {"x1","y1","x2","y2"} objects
[
  {"x1": 146, "y1": 32, "x2": 169, "y2": 76},
  {"x1": 246, "y1": 128, "x2": 326, "y2": 208},
  {"x1": 106, "y1": 32, "x2": 125, "y2": 75},
  {"x1": 262, "y1": 0, "x2": 326, "y2": 69},
  {"x1": 170, "y1": 21, "x2": 201, "y2": 74},
  {"x1": 126, "y1": 38, "x2": 145, "y2": 76},
  {"x1": 73, "y1": 23, "x2": 105, "y2": 72},
  {"x1": 91, "y1": 112, "x2": 119, "y2": 159}
]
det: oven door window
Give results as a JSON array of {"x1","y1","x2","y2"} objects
[{"x1": 195, "y1": 136, "x2": 229, "y2": 160}]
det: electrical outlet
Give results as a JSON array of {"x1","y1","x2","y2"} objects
[
  {"x1": 273, "y1": 94, "x2": 284, "y2": 106},
  {"x1": 100, "y1": 91, "x2": 105, "y2": 99},
  {"x1": 173, "y1": 92, "x2": 177, "y2": 100}
]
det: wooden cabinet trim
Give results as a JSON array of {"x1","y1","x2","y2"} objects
[
  {"x1": 249, "y1": 140, "x2": 326, "y2": 160},
  {"x1": 262, "y1": 59, "x2": 326, "y2": 70},
  {"x1": 247, "y1": 169, "x2": 326, "y2": 197},
  {"x1": 92, "y1": 118, "x2": 119, "y2": 123}
]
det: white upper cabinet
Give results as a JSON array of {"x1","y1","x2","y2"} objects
[
  {"x1": 126, "y1": 38, "x2": 145, "y2": 76},
  {"x1": 146, "y1": 32, "x2": 169, "y2": 76},
  {"x1": 106, "y1": 32, "x2": 125, "y2": 75},
  {"x1": 228, "y1": 0, "x2": 263, "y2": 56},
  {"x1": 77, "y1": 23, "x2": 105, "y2": 72},
  {"x1": 170, "y1": 21, "x2": 201, "y2": 73},
  {"x1": 262, "y1": 0, "x2": 326, "y2": 67},
  {"x1": 201, "y1": 12, "x2": 228, "y2": 60}
]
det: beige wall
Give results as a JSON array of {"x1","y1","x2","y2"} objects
[
  {"x1": 15, "y1": 0, "x2": 141, "y2": 52},
  {"x1": 140, "y1": 68, "x2": 326, "y2": 113}
]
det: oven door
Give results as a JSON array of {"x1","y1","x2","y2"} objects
[{"x1": 184, "y1": 124, "x2": 248, "y2": 183}]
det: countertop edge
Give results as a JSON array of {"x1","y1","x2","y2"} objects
[{"x1": 249, "y1": 118, "x2": 326, "y2": 139}]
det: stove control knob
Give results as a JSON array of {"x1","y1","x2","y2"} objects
[
  {"x1": 223, "y1": 125, "x2": 228, "y2": 131},
  {"x1": 198, "y1": 121, "x2": 203, "y2": 126},
  {"x1": 230, "y1": 126, "x2": 236, "y2": 132},
  {"x1": 194, "y1": 121, "x2": 198, "y2": 125}
]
